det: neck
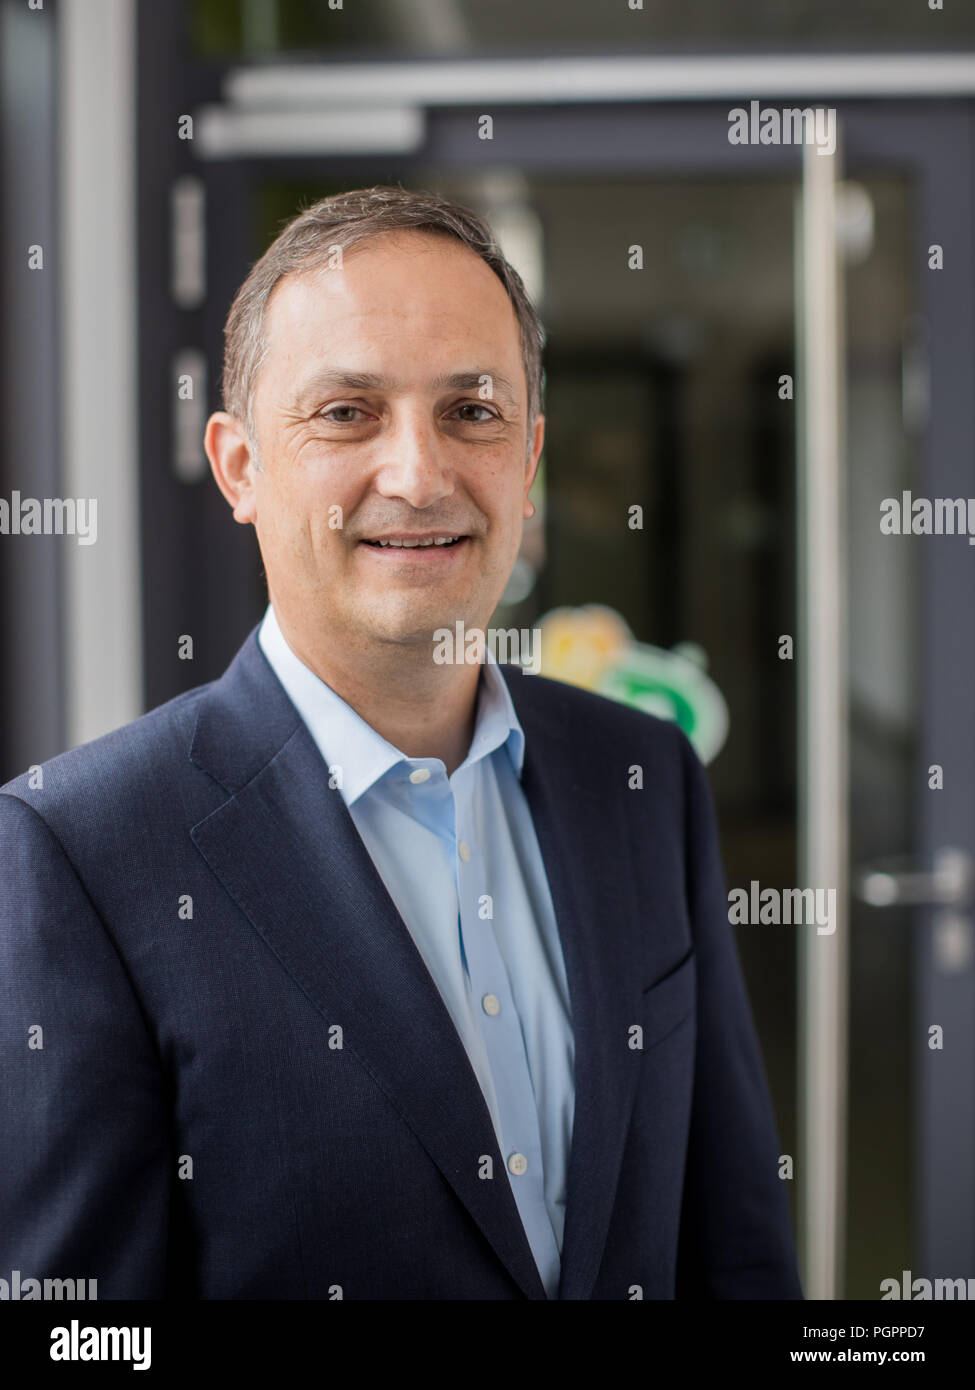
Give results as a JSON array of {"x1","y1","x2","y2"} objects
[{"x1": 273, "y1": 609, "x2": 482, "y2": 778}]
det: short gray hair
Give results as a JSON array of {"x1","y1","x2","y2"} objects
[{"x1": 220, "y1": 184, "x2": 545, "y2": 461}]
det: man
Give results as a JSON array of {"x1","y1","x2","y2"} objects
[{"x1": 0, "y1": 186, "x2": 802, "y2": 1300}]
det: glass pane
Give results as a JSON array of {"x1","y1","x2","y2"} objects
[{"x1": 844, "y1": 173, "x2": 917, "y2": 1297}]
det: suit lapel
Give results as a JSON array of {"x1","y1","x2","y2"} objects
[{"x1": 188, "y1": 630, "x2": 547, "y2": 1300}]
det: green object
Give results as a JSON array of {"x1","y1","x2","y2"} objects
[{"x1": 595, "y1": 642, "x2": 729, "y2": 765}]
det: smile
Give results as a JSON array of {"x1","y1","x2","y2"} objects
[
  {"x1": 357, "y1": 535, "x2": 471, "y2": 563},
  {"x1": 362, "y1": 535, "x2": 465, "y2": 548}
]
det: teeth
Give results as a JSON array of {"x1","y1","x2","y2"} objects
[{"x1": 372, "y1": 536, "x2": 460, "y2": 548}]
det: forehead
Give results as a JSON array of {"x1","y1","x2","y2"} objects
[{"x1": 259, "y1": 230, "x2": 524, "y2": 389}]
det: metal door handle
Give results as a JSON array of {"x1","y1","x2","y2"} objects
[{"x1": 855, "y1": 847, "x2": 972, "y2": 909}]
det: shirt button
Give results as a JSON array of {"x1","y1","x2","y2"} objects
[
  {"x1": 507, "y1": 1152, "x2": 528, "y2": 1176},
  {"x1": 458, "y1": 840, "x2": 471, "y2": 862},
  {"x1": 409, "y1": 768, "x2": 431, "y2": 784},
  {"x1": 482, "y1": 993, "x2": 501, "y2": 1016}
]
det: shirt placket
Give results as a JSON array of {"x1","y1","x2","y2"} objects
[{"x1": 450, "y1": 769, "x2": 561, "y2": 1290}]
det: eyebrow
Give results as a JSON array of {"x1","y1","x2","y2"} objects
[{"x1": 289, "y1": 368, "x2": 521, "y2": 411}]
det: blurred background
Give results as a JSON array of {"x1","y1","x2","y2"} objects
[{"x1": 2, "y1": 0, "x2": 975, "y2": 1300}]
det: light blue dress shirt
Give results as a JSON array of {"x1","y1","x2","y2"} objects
[{"x1": 258, "y1": 604, "x2": 575, "y2": 1298}]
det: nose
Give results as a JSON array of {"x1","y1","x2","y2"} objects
[{"x1": 371, "y1": 406, "x2": 456, "y2": 510}]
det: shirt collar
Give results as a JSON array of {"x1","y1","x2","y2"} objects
[{"x1": 257, "y1": 603, "x2": 525, "y2": 807}]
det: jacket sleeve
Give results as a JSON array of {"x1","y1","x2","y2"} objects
[
  {"x1": 671, "y1": 732, "x2": 805, "y2": 1298},
  {"x1": 0, "y1": 792, "x2": 174, "y2": 1298}
]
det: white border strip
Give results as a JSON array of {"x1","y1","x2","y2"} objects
[
  {"x1": 225, "y1": 53, "x2": 975, "y2": 108},
  {"x1": 60, "y1": 0, "x2": 142, "y2": 745}
]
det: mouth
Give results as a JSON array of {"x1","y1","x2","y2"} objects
[{"x1": 358, "y1": 533, "x2": 470, "y2": 556}]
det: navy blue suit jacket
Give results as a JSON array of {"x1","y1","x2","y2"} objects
[{"x1": 0, "y1": 626, "x2": 803, "y2": 1299}]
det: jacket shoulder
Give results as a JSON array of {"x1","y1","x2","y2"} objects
[
  {"x1": 0, "y1": 679, "x2": 218, "y2": 837},
  {"x1": 504, "y1": 666, "x2": 694, "y2": 760}
]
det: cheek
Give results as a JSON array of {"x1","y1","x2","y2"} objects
[
  {"x1": 254, "y1": 487, "x2": 313, "y2": 569},
  {"x1": 478, "y1": 462, "x2": 528, "y2": 515},
  {"x1": 260, "y1": 472, "x2": 342, "y2": 543},
  {"x1": 283, "y1": 460, "x2": 362, "y2": 540}
]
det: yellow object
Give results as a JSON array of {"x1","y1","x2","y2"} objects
[{"x1": 538, "y1": 604, "x2": 631, "y2": 689}]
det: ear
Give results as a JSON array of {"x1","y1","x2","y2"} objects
[
  {"x1": 204, "y1": 412, "x2": 259, "y2": 524},
  {"x1": 524, "y1": 413, "x2": 545, "y2": 507}
]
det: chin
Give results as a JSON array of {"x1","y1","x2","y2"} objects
[{"x1": 366, "y1": 618, "x2": 447, "y2": 648}]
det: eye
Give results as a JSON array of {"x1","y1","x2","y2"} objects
[
  {"x1": 320, "y1": 404, "x2": 367, "y2": 423},
  {"x1": 452, "y1": 402, "x2": 499, "y2": 422}
]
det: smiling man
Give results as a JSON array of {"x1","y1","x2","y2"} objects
[{"x1": 0, "y1": 186, "x2": 803, "y2": 1301}]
